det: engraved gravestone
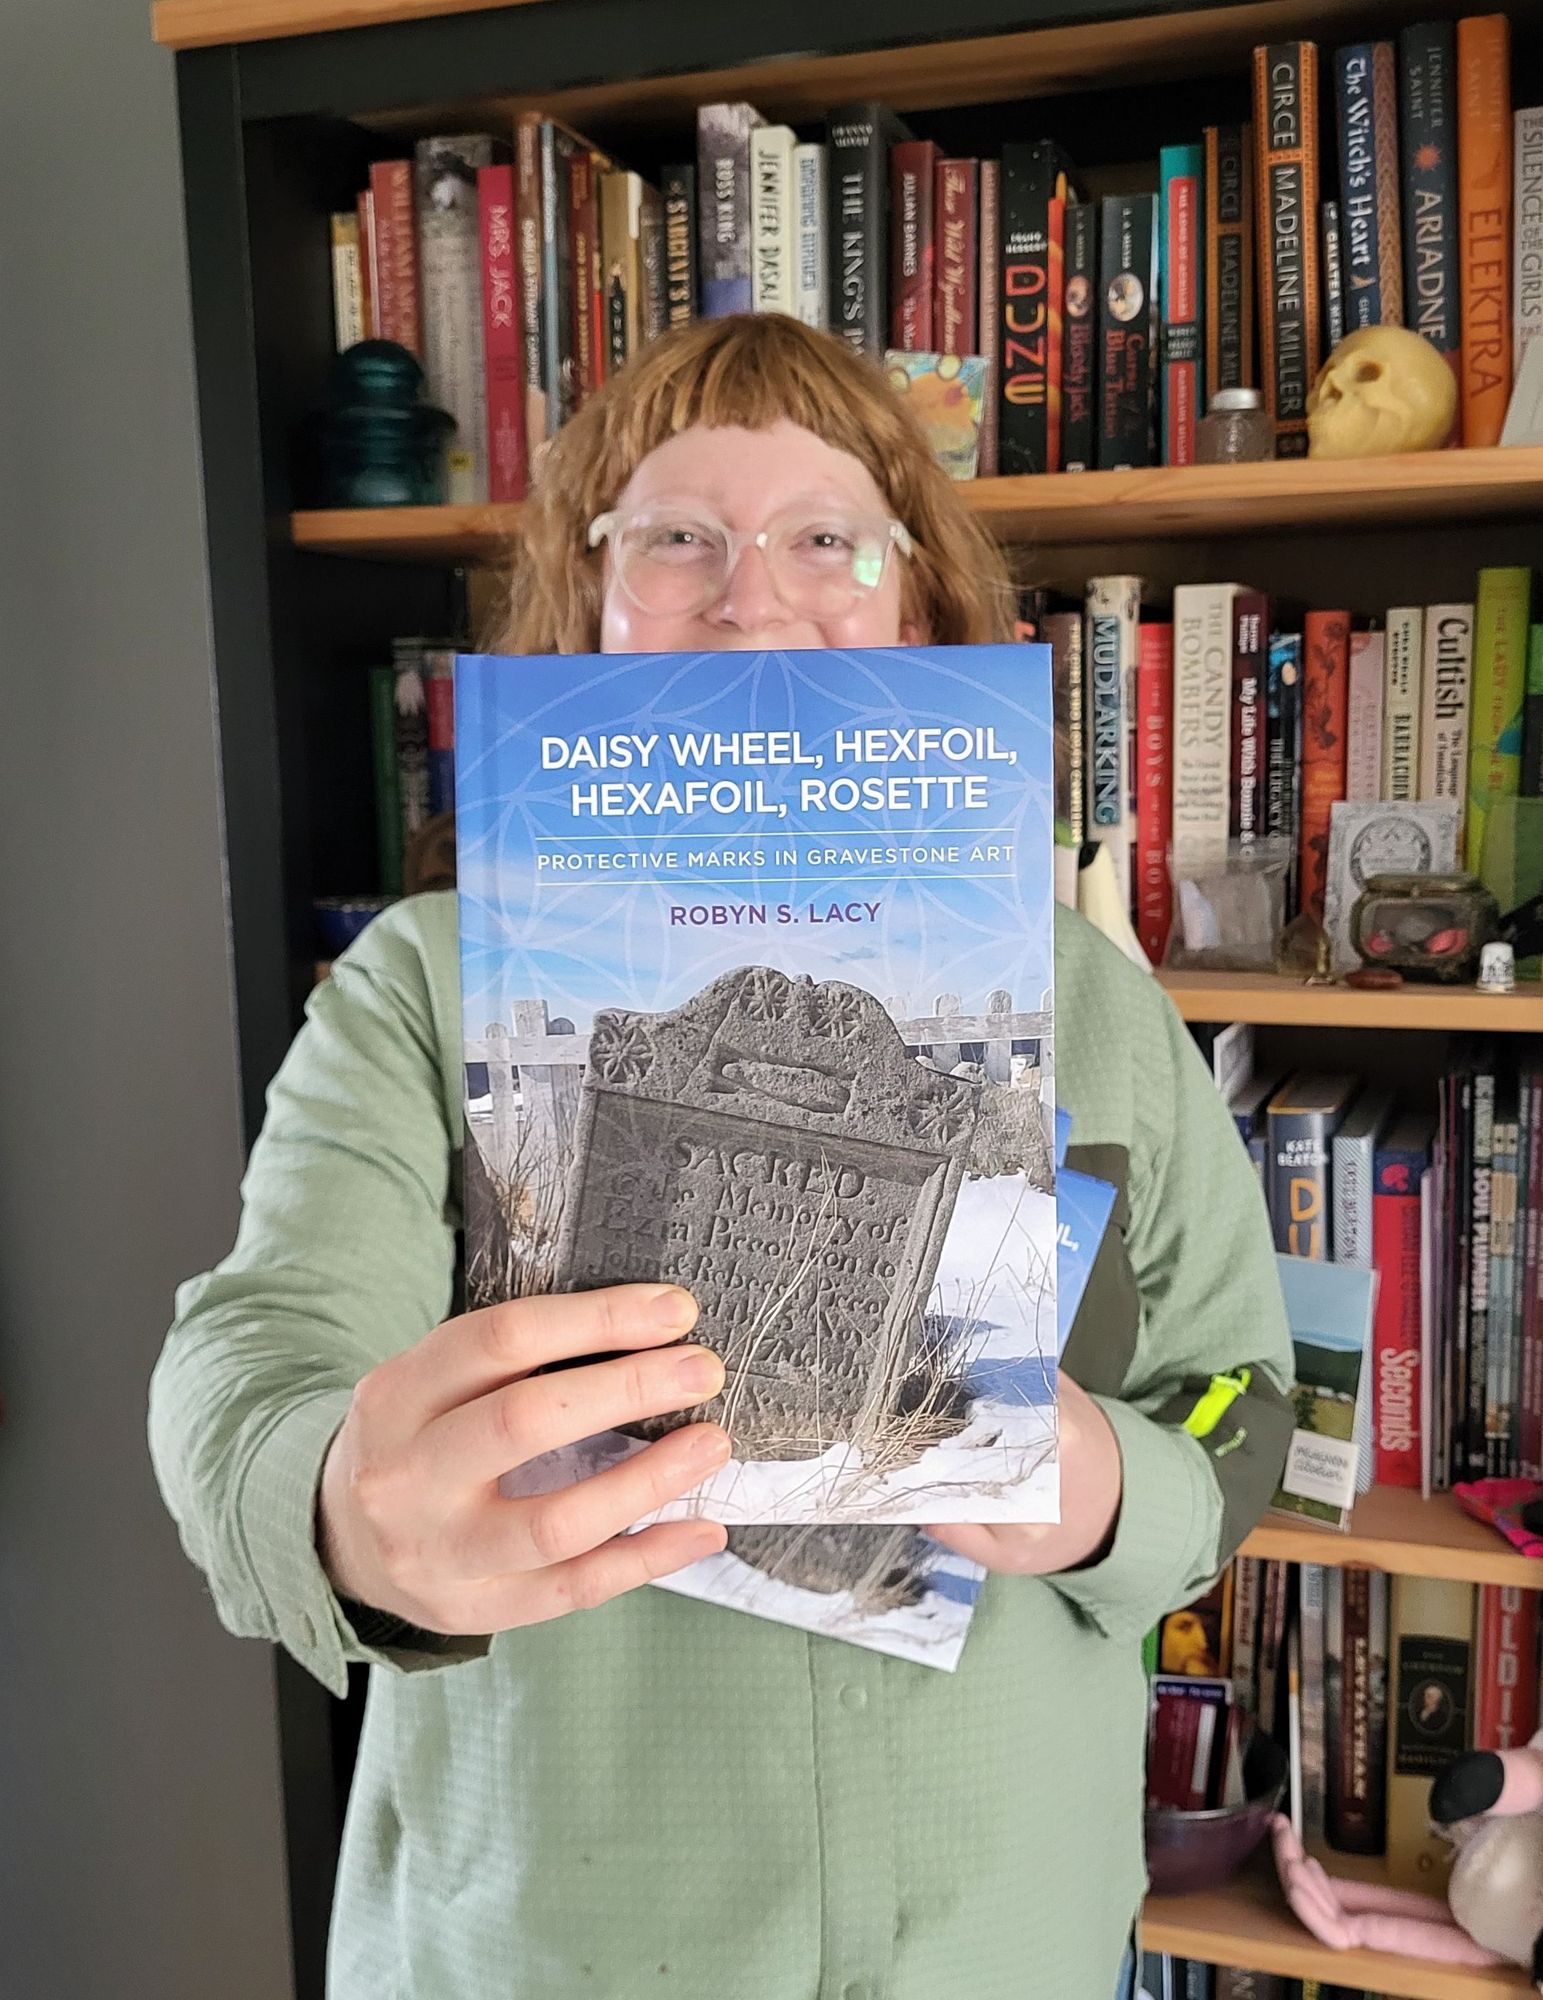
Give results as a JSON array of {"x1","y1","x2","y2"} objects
[{"x1": 553, "y1": 966, "x2": 1052, "y2": 1463}]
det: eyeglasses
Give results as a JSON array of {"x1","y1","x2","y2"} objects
[{"x1": 586, "y1": 502, "x2": 914, "y2": 621}]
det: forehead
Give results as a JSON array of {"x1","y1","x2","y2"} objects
[{"x1": 617, "y1": 418, "x2": 889, "y2": 516}]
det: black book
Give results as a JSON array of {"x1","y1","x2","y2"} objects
[
  {"x1": 999, "y1": 142, "x2": 1080, "y2": 474},
  {"x1": 1320, "y1": 199, "x2": 1346, "y2": 351},
  {"x1": 1096, "y1": 193, "x2": 1158, "y2": 470},
  {"x1": 1062, "y1": 200, "x2": 1099, "y2": 472},
  {"x1": 1398, "y1": 21, "x2": 1462, "y2": 375},
  {"x1": 661, "y1": 163, "x2": 698, "y2": 328},
  {"x1": 826, "y1": 100, "x2": 913, "y2": 356}
]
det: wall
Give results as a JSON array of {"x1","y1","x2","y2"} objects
[{"x1": 0, "y1": 4, "x2": 297, "y2": 1995}]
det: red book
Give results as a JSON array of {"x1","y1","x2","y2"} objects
[
  {"x1": 478, "y1": 164, "x2": 528, "y2": 504},
  {"x1": 1475, "y1": 1584, "x2": 1539, "y2": 1750},
  {"x1": 1136, "y1": 621, "x2": 1174, "y2": 966},
  {"x1": 368, "y1": 160, "x2": 423, "y2": 358},
  {"x1": 934, "y1": 157, "x2": 978, "y2": 354},
  {"x1": 1231, "y1": 591, "x2": 1268, "y2": 851},
  {"x1": 1457, "y1": 15, "x2": 1512, "y2": 450},
  {"x1": 890, "y1": 139, "x2": 939, "y2": 351},
  {"x1": 567, "y1": 148, "x2": 603, "y2": 403},
  {"x1": 1372, "y1": 1114, "x2": 1431, "y2": 1487},
  {"x1": 976, "y1": 160, "x2": 1001, "y2": 475},
  {"x1": 1299, "y1": 609, "x2": 1350, "y2": 922}
]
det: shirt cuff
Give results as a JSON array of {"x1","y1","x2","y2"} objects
[
  {"x1": 235, "y1": 1388, "x2": 492, "y2": 1698},
  {"x1": 1045, "y1": 1395, "x2": 1221, "y2": 1646}
]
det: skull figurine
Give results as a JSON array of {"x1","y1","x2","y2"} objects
[{"x1": 1307, "y1": 325, "x2": 1458, "y2": 458}]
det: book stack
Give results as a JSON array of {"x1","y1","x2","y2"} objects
[{"x1": 370, "y1": 634, "x2": 460, "y2": 896}]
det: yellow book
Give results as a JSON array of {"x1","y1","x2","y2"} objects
[{"x1": 1385, "y1": 1573, "x2": 1475, "y2": 1891}]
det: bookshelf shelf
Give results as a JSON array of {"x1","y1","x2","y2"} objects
[
  {"x1": 151, "y1": 0, "x2": 543, "y2": 47},
  {"x1": 1240, "y1": 1487, "x2": 1543, "y2": 1589},
  {"x1": 1142, "y1": 1859, "x2": 1533, "y2": 1999},
  {"x1": 1159, "y1": 970, "x2": 1543, "y2": 1034},
  {"x1": 290, "y1": 447, "x2": 1543, "y2": 565}
]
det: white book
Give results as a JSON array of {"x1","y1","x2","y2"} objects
[
  {"x1": 750, "y1": 124, "x2": 796, "y2": 314},
  {"x1": 1345, "y1": 626, "x2": 1385, "y2": 801},
  {"x1": 1171, "y1": 582, "x2": 1239, "y2": 872},
  {"x1": 1515, "y1": 106, "x2": 1543, "y2": 375},
  {"x1": 793, "y1": 142, "x2": 829, "y2": 329},
  {"x1": 416, "y1": 134, "x2": 496, "y2": 505},
  {"x1": 1417, "y1": 602, "x2": 1476, "y2": 842},
  {"x1": 1382, "y1": 607, "x2": 1423, "y2": 800},
  {"x1": 1084, "y1": 575, "x2": 1141, "y2": 905}
]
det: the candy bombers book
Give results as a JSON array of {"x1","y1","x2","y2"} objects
[{"x1": 456, "y1": 644, "x2": 1058, "y2": 1529}]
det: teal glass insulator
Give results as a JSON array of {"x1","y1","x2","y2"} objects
[{"x1": 310, "y1": 339, "x2": 456, "y2": 507}]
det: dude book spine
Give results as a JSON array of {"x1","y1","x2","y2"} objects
[
  {"x1": 1335, "y1": 43, "x2": 1404, "y2": 328},
  {"x1": 827, "y1": 101, "x2": 910, "y2": 356},
  {"x1": 890, "y1": 139, "x2": 940, "y2": 351},
  {"x1": 1204, "y1": 124, "x2": 1254, "y2": 391},
  {"x1": 1061, "y1": 201, "x2": 1098, "y2": 471},
  {"x1": 1000, "y1": 143, "x2": 1078, "y2": 474},
  {"x1": 1400, "y1": 21, "x2": 1463, "y2": 406},
  {"x1": 1097, "y1": 193, "x2": 1158, "y2": 471},
  {"x1": 1084, "y1": 575, "x2": 1140, "y2": 906},
  {"x1": 1253, "y1": 43, "x2": 1322, "y2": 456}
]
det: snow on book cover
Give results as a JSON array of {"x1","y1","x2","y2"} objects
[{"x1": 456, "y1": 644, "x2": 1057, "y2": 1528}]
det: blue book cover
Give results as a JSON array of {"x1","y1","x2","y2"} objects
[
  {"x1": 456, "y1": 643, "x2": 1058, "y2": 1532},
  {"x1": 1335, "y1": 44, "x2": 1400, "y2": 331},
  {"x1": 1397, "y1": 22, "x2": 1460, "y2": 368}
]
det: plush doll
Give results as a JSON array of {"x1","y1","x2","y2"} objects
[{"x1": 1271, "y1": 1727, "x2": 1543, "y2": 1990}]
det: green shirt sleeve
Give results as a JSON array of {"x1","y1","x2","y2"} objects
[
  {"x1": 146, "y1": 904, "x2": 491, "y2": 1699},
  {"x1": 1048, "y1": 969, "x2": 1296, "y2": 1646}
]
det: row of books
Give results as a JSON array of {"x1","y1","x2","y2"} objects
[
  {"x1": 1026, "y1": 567, "x2": 1543, "y2": 966},
  {"x1": 327, "y1": 16, "x2": 1543, "y2": 502},
  {"x1": 1154, "y1": 1557, "x2": 1538, "y2": 1882},
  {"x1": 1139, "y1": 1958, "x2": 1400, "y2": 1999},
  {"x1": 372, "y1": 637, "x2": 457, "y2": 895}
]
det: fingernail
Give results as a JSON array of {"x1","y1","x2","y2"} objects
[
  {"x1": 649, "y1": 1285, "x2": 698, "y2": 1332},
  {"x1": 675, "y1": 1347, "x2": 725, "y2": 1396},
  {"x1": 683, "y1": 1423, "x2": 731, "y2": 1467}
]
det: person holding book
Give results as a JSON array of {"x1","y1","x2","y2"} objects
[{"x1": 148, "y1": 314, "x2": 1295, "y2": 2000}]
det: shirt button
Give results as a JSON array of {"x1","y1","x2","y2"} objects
[{"x1": 839, "y1": 1683, "x2": 868, "y2": 1713}]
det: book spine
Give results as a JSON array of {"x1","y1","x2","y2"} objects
[
  {"x1": 369, "y1": 663, "x2": 404, "y2": 897},
  {"x1": 639, "y1": 183, "x2": 666, "y2": 341},
  {"x1": 1400, "y1": 21, "x2": 1462, "y2": 403},
  {"x1": 515, "y1": 115, "x2": 548, "y2": 455},
  {"x1": 540, "y1": 124, "x2": 576, "y2": 432},
  {"x1": 1458, "y1": 14, "x2": 1513, "y2": 448},
  {"x1": 1045, "y1": 609, "x2": 1085, "y2": 846},
  {"x1": 661, "y1": 164, "x2": 699, "y2": 328},
  {"x1": 827, "y1": 104, "x2": 894, "y2": 357},
  {"x1": 1001, "y1": 145, "x2": 1067, "y2": 474},
  {"x1": 792, "y1": 144, "x2": 828, "y2": 331},
  {"x1": 369, "y1": 159, "x2": 423, "y2": 360},
  {"x1": 1470, "y1": 1067, "x2": 1496, "y2": 1480},
  {"x1": 1522, "y1": 1066, "x2": 1543, "y2": 1479},
  {"x1": 699, "y1": 102, "x2": 761, "y2": 319},
  {"x1": 1061, "y1": 201, "x2": 1098, "y2": 471},
  {"x1": 1253, "y1": 43, "x2": 1322, "y2": 456},
  {"x1": 1383, "y1": 607, "x2": 1423, "y2": 800},
  {"x1": 1452, "y1": 1068, "x2": 1476, "y2": 1486},
  {"x1": 1418, "y1": 602, "x2": 1476, "y2": 841},
  {"x1": 1300, "y1": 1564, "x2": 1328, "y2": 1843},
  {"x1": 935, "y1": 158, "x2": 977, "y2": 354},
  {"x1": 392, "y1": 643, "x2": 431, "y2": 851},
  {"x1": 1466, "y1": 567, "x2": 1533, "y2": 873},
  {"x1": 751, "y1": 127, "x2": 796, "y2": 315},
  {"x1": 356, "y1": 188, "x2": 377, "y2": 340},
  {"x1": 1171, "y1": 584, "x2": 1236, "y2": 872},
  {"x1": 1475, "y1": 1584, "x2": 1540, "y2": 1749},
  {"x1": 1084, "y1": 575, "x2": 1140, "y2": 906},
  {"x1": 424, "y1": 648, "x2": 456, "y2": 816},
  {"x1": 1518, "y1": 108, "x2": 1543, "y2": 375},
  {"x1": 1268, "y1": 1101, "x2": 1334, "y2": 1258},
  {"x1": 1232, "y1": 1556, "x2": 1262, "y2": 1716},
  {"x1": 1265, "y1": 630, "x2": 1303, "y2": 906},
  {"x1": 1374, "y1": 1146, "x2": 1427, "y2": 1487},
  {"x1": 567, "y1": 148, "x2": 602, "y2": 403},
  {"x1": 1160, "y1": 144, "x2": 1205, "y2": 466},
  {"x1": 1523, "y1": 624, "x2": 1543, "y2": 796},
  {"x1": 1230, "y1": 592, "x2": 1267, "y2": 851},
  {"x1": 1490, "y1": 1107, "x2": 1519, "y2": 1475},
  {"x1": 1299, "y1": 610, "x2": 1351, "y2": 922},
  {"x1": 1387, "y1": 1575, "x2": 1474, "y2": 1891},
  {"x1": 1097, "y1": 193, "x2": 1158, "y2": 470},
  {"x1": 1330, "y1": 1566, "x2": 1388, "y2": 1851},
  {"x1": 1336, "y1": 43, "x2": 1404, "y2": 328},
  {"x1": 1320, "y1": 199, "x2": 1346, "y2": 350},
  {"x1": 1345, "y1": 623, "x2": 1386, "y2": 803},
  {"x1": 1137, "y1": 620, "x2": 1175, "y2": 965},
  {"x1": 890, "y1": 139, "x2": 938, "y2": 350},
  {"x1": 417, "y1": 136, "x2": 495, "y2": 506},
  {"x1": 1204, "y1": 124, "x2": 1254, "y2": 390},
  {"x1": 479, "y1": 164, "x2": 527, "y2": 505},
  {"x1": 330, "y1": 212, "x2": 365, "y2": 350},
  {"x1": 977, "y1": 160, "x2": 1001, "y2": 474},
  {"x1": 600, "y1": 170, "x2": 640, "y2": 373}
]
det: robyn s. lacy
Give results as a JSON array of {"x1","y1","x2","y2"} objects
[{"x1": 667, "y1": 900, "x2": 883, "y2": 927}]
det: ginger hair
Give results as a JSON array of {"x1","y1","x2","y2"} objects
[{"x1": 488, "y1": 314, "x2": 1015, "y2": 653}]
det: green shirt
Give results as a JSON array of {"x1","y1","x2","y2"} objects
[{"x1": 148, "y1": 890, "x2": 1294, "y2": 2000}]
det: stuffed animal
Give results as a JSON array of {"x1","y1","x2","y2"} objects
[{"x1": 1271, "y1": 1727, "x2": 1543, "y2": 1991}]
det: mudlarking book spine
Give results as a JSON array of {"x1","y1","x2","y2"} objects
[
  {"x1": 1231, "y1": 591, "x2": 1268, "y2": 851},
  {"x1": 935, "y1": 158, "x2": 978, "y2": 355},
  {"x1": 417, "y1": 134, "x2": 498, "y2": 505},
  {"x1": 1084, "y1": 576, "x2": 1140, "y2": 906},
  {"x1": 750, "y1": 125, "x2": 797, "y2": 316},
  {"x1": 698, "y1": 102, "x2": 764, "y2": 318},
  {"x1": 1383, "y1": 607, "x2": 1424, "y2": 800},
  {"x1": 1335, "y1": 43, "x2": 1404, "y2": 329},
  {"x1": 1457, "y1": 15, "x2": 1513, "y2": 448},
  {"x1": 1253, "y1": 43, "x2": 1322, "y2": 456},
  {"x1": 661, "y1": 164, "x2": 699, "y2": 328},
  {"x1": 1097, "y1": 193, "x2": 1158, "y2": 471},
  {"x1": 1518, "y1": 108, "x2": 1543, "y2": 374},
  {"x1": 478, "y1": 163, "x2": 527, "y2": 504},
  {"x1": 1062, "y1": 201, "x2": 1098, "y2": 472},
  {"x1": 1171, "y1": 583, "x2": 1237, "y2": 872},
  {"x1": 890, "y1": 139, "x2": 940, "y2": 352},
  {"x1": 1160, "y1": 144, "x2": 1205, "y2": 466},
  {"x1": 1137, "y1": 620, "x2": 1175, "y2": 968},
  {"x1": 1001, "y1": 143, "x2": 1078, "y2": 475},
  {"x1": 1204, "y1": 124, "x2": 1254, "y2": 391},
  {"x1": 1419, "y1": 602, "x2": 1477, "y2": 834},
  {"x1": 1400, "y1": 21, "x2": 1463, "y2": 401},
  {"x1": 827, "y1": 101, "x2": 910, "y2": 357},
  {"x1": 977, "y1": 160, "x2": 1001, "y2": 475},
  {"x1": 1320, "y1": 200, "x2": 1347, "y2": 350},
  {"x1": 1466, "y1": 566, "x2": 1534, "y2": 874}
]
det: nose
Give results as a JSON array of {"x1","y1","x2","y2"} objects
[{"x1": 712, "y1": 540, "x2": 787, "y2": 629}]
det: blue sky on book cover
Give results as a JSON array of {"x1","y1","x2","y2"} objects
[{"x1": 456, "y1": 644, "x2": 1057, "y2": 1527}]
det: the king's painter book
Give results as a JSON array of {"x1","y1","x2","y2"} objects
[{"x1": 455, "y1": 644, "x2": 1057, "y2": 1531}]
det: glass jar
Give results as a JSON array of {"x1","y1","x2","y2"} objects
[{"x1": 1195, "y1": 387, "x2": 1273, "y2": 465}]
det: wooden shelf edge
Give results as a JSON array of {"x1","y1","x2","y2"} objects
[
  {"x1": 1159, "y1": 969, "x2": 1543, "y2": 1033},
  {"x1": 152, "y1": 0, "x2": 545, "y2": 51},
  {"x1": 1240, "y1": 1486, "x2": 1543, "y2": 1589}
]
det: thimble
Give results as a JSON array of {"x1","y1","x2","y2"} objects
[{"x1": 1478, "y1": 941, "x2": 1516, "y2": 994}]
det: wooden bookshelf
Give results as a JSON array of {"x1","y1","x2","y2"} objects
[
  {"x1": 151, "y1": 0, "x2": 546, "y2": 46},
  {"x1": 1240, "y1": 1486, "x2": 1542, "y2": 1589},
  {"x1": 1160, "y1": 969, "x2": 1543, "y2": 1033},
  {"x1": 1143, "y1": 1859, "x2": 1533, "y2": 1999},
  {"x1": 289, "y1": 447, "x2": 1543, "y2": 562}
]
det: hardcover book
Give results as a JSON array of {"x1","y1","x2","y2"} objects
[
  {"x1": 1335, "y1": 43, "x2": 1404, "y2": 329},
  {"x1": 1320, "y1": 198, "x2": 1347, "y2": 350},
  {"x1": 514, "y1": 116, "x2": 548, "y2": 454},
  {"x1": 1001, "y1": 143, "x2": 1080, "y2": 474},
  {"x1": 1400, "y1": 21, "x2": 1462, "y2": 398},
  {"x1": 1171, "y1": 582, "x2": 1239, "y2": 872},
  {"x1": 827, "y1": 101, "x2": 913, "y2": 356},
  {"x1": 1457, "y1": 14, "x2": 1513, "y2": 448},
  {"x1": 1253, "y1": 42, "x2": 1323, "y2": 455},
  {"x1": 417, "y1": 133, "x2": 499, "y2": 504},
  {"x1": 1203, "y1": 124, "x2": 1254, "y2": 391},
  {"x1": 749, "y1": 126, "x2": 796, "y2": 316},
  {"x1": 698, "y1": 102, "x2": 765, "y2": 318},
  {"x1": 1299, "y1": 608, "x2": 1350, "y2": 923},
  {"x1": 1383, "y1": 607, "x2": 1423, "y2": 800},
  {"x1": 1518, "y1": 107, "x2": 1543, "y2": 374},
  {"x1": 890, "y1": 138, "x2": 940, "y2": 351},
  {"x1": 1159, "y1": 144, "x2": 1205, "y2": 465},
  {"x1": 935, "y1": 158, "x2": 978, "y2": 355},
  {"x1": 455, "y1": 645, "x2": 1058, "y2": 1530},
  {"x1": 1230, "y1": 591, "x2": 1268, "y2": 851},
  {"x1": 1084, "y1": 574, "x2": 1140, "y2": 904},
  {"x1": 1418, "y1": 600, "x2": 1476, "y2": 833},
  {"x1": 1387, "y1": 1573, "x2": 1474, "y2": 1891},
  {"x1": 1373, "y1": 1111, "x2": 1437, "y2": 1487},
  {"x1": 1466, "y1": 566, "x2": 1534, "y2": 873},
  {"x1": 661, "y1": 163, "x2": 699, "y2": 327},
  {"x1": 793, "y1": 143, "x2": 830, "y2": 331},
  {"x1": 1062, "y1": 200, "x2": 1098, "y2": 471},
  {"x1": 1097, "y1": 193, "x2": 1159, "y2": 469},
  {"x1": 977, "y1": 160, "x2": 1002, "y2": 474}
]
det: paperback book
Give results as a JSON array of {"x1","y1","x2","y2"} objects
[
  {"x1": 1272, "y1": 1252, "x2": 1378, "y2": 1530},
  {"x1": 455, "y1": 644, "x2": 1059, "y2": 1531}
]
